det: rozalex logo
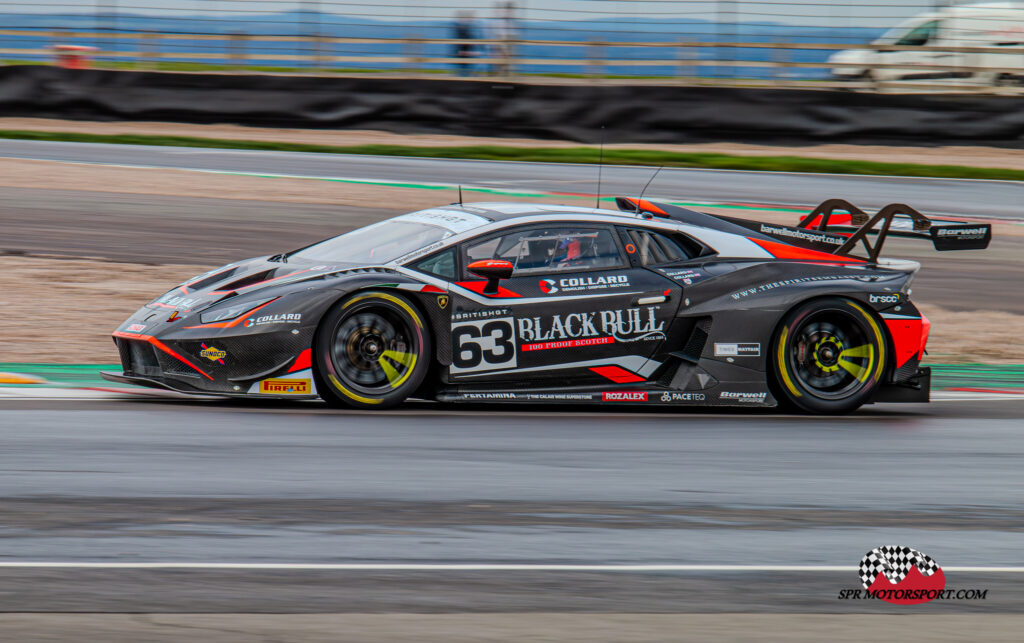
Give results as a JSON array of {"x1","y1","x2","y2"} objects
[
  {"x1": 838, "y1": 546, "x2": 989, "y2": 604},
  {"x1": 539, "y1": 278, "x2": 558, "y2": 294}
]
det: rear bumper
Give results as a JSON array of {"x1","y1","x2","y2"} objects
[{"x1": 871, "y1": 367, "x2": 931, "y2": 404}]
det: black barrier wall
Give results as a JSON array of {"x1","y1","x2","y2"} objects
[{"x1": 1, "y1": 65, "x2": 1023, "y2": 147}]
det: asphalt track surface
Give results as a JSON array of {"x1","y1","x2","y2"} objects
[
  {"x1": 1, "y1": 395, "x2": 1023, "y2": 614},
  {"x1": 2, "y1": 139, "x2": 1024, "y2": 219}
]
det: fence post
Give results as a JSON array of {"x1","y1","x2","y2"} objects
[
  {"x1": 315, "y1": 34, "x2": 329, "y2": 70},
  {"x1": 587, "y1": 40, "x2": 605, "y2": 81},
  {"x1": 229, "y1": 32, "x2": 249, "y2": 70},
  {"x1": 139, "y1": 31, "x2": 159, "y2": 70},
  {"x1": 677, "y1": 38, "x2": 696, "y2": 83},
  {"x1": 404, "y1": 36, "x2": 424, "y2": 75}
]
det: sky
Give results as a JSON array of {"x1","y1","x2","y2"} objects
[{"x1": 0, "y1": 1, "x2": 949, "y2": 29}]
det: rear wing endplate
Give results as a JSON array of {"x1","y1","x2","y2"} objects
[{"x1": 796, "y1": 199, "x2": 991, "y2": 262}]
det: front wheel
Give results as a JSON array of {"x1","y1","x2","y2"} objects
[
  {"x1": 314, "y1": 291, "x2": 432, "y2": 409},
  {"x1": 771, "y1": 297, "x2": 887, "y2": 414}
]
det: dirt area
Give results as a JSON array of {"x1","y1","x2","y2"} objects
[
  {"x1": 0, "y1": 158, "x2": 579, "y2": 212},
  {"x1": 2, "y1": 254, "x2": 1018, "y2": 364},
  {"x1": 0, "y1": 256, "x2": 206, "y2": 364},
  {"x1": 3, "y1": 117, "x2": 1024, "y2": 170}
]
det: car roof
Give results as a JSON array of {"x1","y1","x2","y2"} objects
[{"x1": 443, "y1": 202, "x2": 632, "y2": 222}]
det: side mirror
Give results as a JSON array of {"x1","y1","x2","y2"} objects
[{"x1": 467, "y1": 259, "x2": 514, "y2": 295}]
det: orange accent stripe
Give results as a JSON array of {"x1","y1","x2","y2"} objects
[
  {"x1": 182, "y1": 299, "x2": 277, "y2": 329},
  {"x1": 184, "y1": 267, "x2": 233, "y2": 287},
  {"x1": 625, "y1": 198, "x2": 667, "y2": 215},
  {"x1": 454, "y1": 281, "x2": 521, "y2": 298},
  {"x1": 112, "y1": 331, "x2": 213, "y2": 380},
  {"x1": 749, "y1": 237, "x2": 864, "y2": 263},
  {"x1": 589, "y1": 365, "x2": 645, "y2": 383},
  {"x1": 288, "y1": 348, "x2": 312, "y2": 373},
  {"x1": 236, "y1": 269, "x2": 314, "y2": 292}
]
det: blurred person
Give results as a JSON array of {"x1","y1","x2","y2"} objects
[
  {"x1": 452, "y1": 11, "x2": 479, "y2": 76},
  {"x1": 487, "y1": 2, "x2": 519, "y2": 76}
]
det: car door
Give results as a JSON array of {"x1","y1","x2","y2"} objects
[{"x1": 446, "y1": 222, "x2": 681, "y2": 386}]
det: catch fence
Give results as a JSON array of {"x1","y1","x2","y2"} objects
[{"x1": 1, "y1": 1, "x2": 1022, "y2": 92}]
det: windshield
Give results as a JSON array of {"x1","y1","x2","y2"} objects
[
  {"x1": 290, "y1": 220, "x2": 454, "y2": 264},
  {"x1": 876, "y1": 19, "x2": 938, "y2": 45}
]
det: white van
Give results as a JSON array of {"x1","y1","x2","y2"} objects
[{"x1": 829, "y1": 2, "x2": 1024, "y2": 86}]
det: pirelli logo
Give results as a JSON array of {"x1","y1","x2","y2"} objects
[{"x1": 258, "y1": 378, "x2": 311, "y2": 395}]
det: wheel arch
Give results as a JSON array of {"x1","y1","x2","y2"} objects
[
  {"x1": 767, "y1": 293, "x2": 893, "y2": 405},
  {"x1": 314, "y1": 285, "x2": 442, "y2": 400}
]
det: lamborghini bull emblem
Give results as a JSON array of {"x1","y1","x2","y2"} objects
[{"x1": 437, "y1": 295, "x2": 450, "y2": 309}]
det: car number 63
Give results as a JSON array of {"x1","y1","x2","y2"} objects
[{"x1": 451, "y1": 317, "x2": 518, "y2": 373}]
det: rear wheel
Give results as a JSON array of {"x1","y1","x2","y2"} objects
[
  {"x1": 771, "y1": 297, "x2": 887, "y2": 414},
  {"x1": 314, "y1": 291, "x2": 431, "y2": 409}
]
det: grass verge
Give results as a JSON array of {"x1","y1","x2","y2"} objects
[{"x1": 1, "y1": 128, "x2": 1022, "y2": 181}]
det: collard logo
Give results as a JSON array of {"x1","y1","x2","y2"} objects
[
  {"x1": 243, "y1": 313, "x2": 301, "y2": 328},
  {"x1": 859, "y1": 546, "x2": 945, "y2": 605},
  {"x1": 258, "y1": 378, "x2": 311, "y2": 395},
  {"x1": 539, "y1": 275, "x2": 629, "y2": 295}
]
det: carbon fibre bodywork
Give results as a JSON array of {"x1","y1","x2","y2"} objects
[{"x1": 103, "y1": 199, "x2": 941, "y2": 409}]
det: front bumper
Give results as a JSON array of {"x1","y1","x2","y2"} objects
[{"x1": 111, "y1": 330, "x2": 319, "y2": 399}]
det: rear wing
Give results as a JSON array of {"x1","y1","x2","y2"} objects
[
  {"x1": 794, "y1": 199, "x2": 992, "y2": 262},
  {"x1": 615, "y1": 196, "x2": 992, "y2": 263}
]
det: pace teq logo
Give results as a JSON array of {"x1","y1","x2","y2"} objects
[
  {"x1": 837, "y1": 545, "x2": 989, "y2": 604},
  {"x1": 539, "y1": 279, "x2": 558, "y2": 294}
]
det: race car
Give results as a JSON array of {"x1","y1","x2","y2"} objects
[{"x1": 103, "y1": 196, "x2": 991, "y2": 414}]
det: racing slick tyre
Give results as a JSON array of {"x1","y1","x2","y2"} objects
[
  {"x1": 770, "y1": 297, "x2": 887, "y2": 415},
  {"x1": 314, "y1": 291, "x2": 432, "y2": 409}
]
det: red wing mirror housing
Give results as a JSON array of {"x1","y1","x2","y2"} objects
[{"x1": 467, "y1": 259, "x2": 514, "y2": 295}]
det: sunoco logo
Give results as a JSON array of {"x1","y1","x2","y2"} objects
[{"x1": 837, "y1": 546, "x2": 989, "y2": 604}]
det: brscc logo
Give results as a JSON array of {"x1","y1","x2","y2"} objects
[
  {"x1": 539, "y1": 279, "x2": 558, "y2": 294},
  {"x1": 859, "y1": 546, "x2": 945, "y2": 605}
]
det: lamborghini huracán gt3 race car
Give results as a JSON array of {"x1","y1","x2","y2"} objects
[{"x1": 105, "y1": 197, "x2": 990, "y2": 414}]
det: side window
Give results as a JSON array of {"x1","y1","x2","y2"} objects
[
  {"x1": 896, "y1": 21, "x2": 938, "y2": 46},
  {"x1": 464, "y1": 226, "x2": 626, "y2": 275},
  {"x1": 622, "y1": 229, "x2": 692, "y2": 266},
  {"x1": 412, "y1": 248, "x2": 456, "y2": 280}
]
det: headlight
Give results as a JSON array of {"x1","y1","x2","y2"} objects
[{"x1": 200, "y1": 297, "x2": 277, "y2": 324}]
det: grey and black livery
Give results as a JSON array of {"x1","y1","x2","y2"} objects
[{"x1": 104, "y1": 196, "x2": 990, "y2": 414}]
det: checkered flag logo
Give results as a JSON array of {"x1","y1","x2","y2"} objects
[{"x1": 859, "y1": 546, "x2": 941, "y2": 589}]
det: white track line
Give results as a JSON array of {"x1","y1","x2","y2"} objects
[{"x1": 0, "y1": 562, "x2": 1022, "y2": 572}]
